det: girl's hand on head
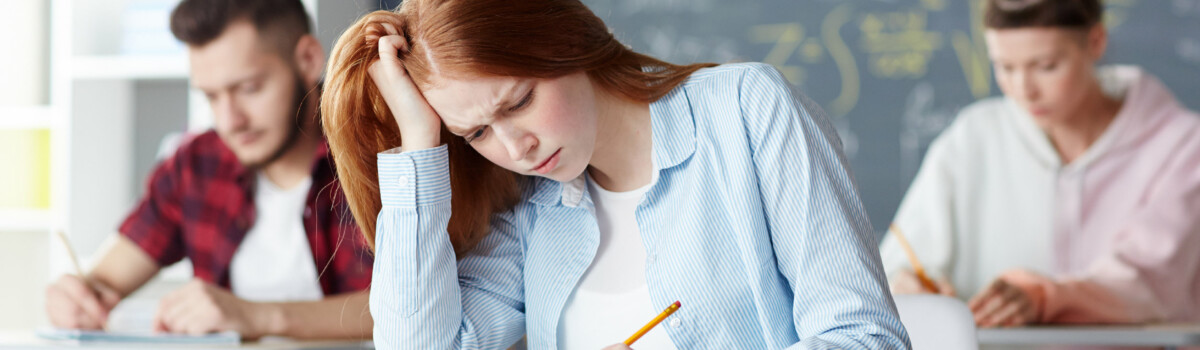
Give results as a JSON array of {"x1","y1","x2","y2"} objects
[{"x1": 366, "y1": 23, "x2": 442, "y2": 152}]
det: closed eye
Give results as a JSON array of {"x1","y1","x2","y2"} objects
[
  {"x1": 465, "y1": 85, "x2": 533, "y2": 143},
  {"x1": 464, "y1": 126, "x2": 488, "y2": 143},
  {"x1": 508, "y1": 87, "x2": 534, "y2": 112}
]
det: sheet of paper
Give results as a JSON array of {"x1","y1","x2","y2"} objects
[
  {"x1": 35, "y1": 328, "x2": 239, "y2": 345},
  {"x1": 36, "y1": 298, "x2": 239, "y2": 345}
]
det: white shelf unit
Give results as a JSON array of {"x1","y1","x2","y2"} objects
[
  {"x1": 0, "y1": 106, "x2": 63, "y2": 129},
  {"x1": 0, "y1": 209, "x2": 53, "y2": 232},
  {"x1": 71, "y1": 55, "x2": 189, "y2": 80}
]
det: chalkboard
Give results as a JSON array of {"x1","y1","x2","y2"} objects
[
  {"x1": 375, "y1": 0, "x2": 1200, "y2": 234},
  {"x1": 580, "y1": 0, "x2": 1200, "y2": 234}
]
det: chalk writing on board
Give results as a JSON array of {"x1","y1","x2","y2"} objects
[
  {"x1": 952, "y1": 0, "x2": 992, "y2": 99},
  {"x1": 749, "y1": 23, "x2": 809, "y2": 85},
  {"x1": 899, "y1": 82, "x2": 957, "y2": 181},
  {"x1": 859, "y1": 10, "x2": 944, "y2": 79},
  {"x1": 823, "y1": 5, "x2": 860, "y2": 118},
  {"x1": 749, "y1": 5, "x2": 859, "y2": 118},
  {"x1": 921, "y1": 0, "x2": 947, "y2": 11}
]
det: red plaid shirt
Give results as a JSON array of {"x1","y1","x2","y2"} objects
[{"x1": 119, "y1": 130, "x2": 373, "y2": 295}]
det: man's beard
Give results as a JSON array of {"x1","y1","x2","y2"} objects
[{"x1": 244, "y1": 74, "x2": 310, "y2": 169}]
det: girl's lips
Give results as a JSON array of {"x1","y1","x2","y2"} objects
[{"x1": 533, "y1": 149, "x2": 561, "y2": 174}]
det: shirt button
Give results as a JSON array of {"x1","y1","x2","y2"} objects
[
  {"x1": 669, "y1": 317, "x2": 682, "y2": 328},
  {"x1": 647, "y1": 254, "x2": 657, "y2": 264},
  {"x1": 397, "y1": 175, "x2": 409, "y2": 186}
]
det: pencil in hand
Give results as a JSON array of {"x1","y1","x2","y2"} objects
[
  {"x1": 888, "y1": 224, "x2": 940, "y2": 294},
  {"x1": 624, "y1": 300, "x2": 681, "y2": 346},
  {"x1": 54, "y1": 230, "x2": 85, "y2": 277}
]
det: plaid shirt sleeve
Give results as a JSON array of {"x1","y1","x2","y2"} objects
[
  {"x1": 330, "y1": 209, "x2": 374, "y2": 293},
  {"x1": 118, "y1": 142, "x2": 189, "y2": 267},
  {"x1": 312, "y1": 172, "x2": 376, "y2": 294}
]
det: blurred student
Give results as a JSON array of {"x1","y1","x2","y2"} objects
[
  {"x1": 881, "y1": 0, "x2": 1200, "y2": 327},
  {"x1": 44, "y1": 0, "x2": 373, "y2": 339}
]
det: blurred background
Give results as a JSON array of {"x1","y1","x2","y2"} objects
[{"x1": 0, "y1": 0, "x2": 1197, "y2": 332}]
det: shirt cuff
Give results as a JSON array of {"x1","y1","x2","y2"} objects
[{"x1": 377, "y1": 145, "x2": 452, "y2": 208}]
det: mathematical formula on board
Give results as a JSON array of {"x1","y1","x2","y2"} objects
[{"x1": 585, "y1": 0, "x2": 1200, "y2": 231}]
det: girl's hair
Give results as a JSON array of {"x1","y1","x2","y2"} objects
[
  {"x1": 321, "y1": 0, "x2": 715, "y2": 256},
  {"x1": 985, "y1": 0, "x2": 1103, "y2": 30}
]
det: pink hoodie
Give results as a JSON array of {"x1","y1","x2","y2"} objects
[{"x1": 1002, "y1": 66, "x2": 1200, "y2": 324}]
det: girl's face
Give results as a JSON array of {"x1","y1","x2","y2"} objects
[
  {"x1": 984, "y1": 26, "x2": 1106, "y2": 127},
  {"x1": 422, "y1": 72, "x2": 599, "y2": 182}
]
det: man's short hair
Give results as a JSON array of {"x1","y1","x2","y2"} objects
[
  {"x1": 170, "y1": 0, "x2": 312, "y2": 58},
  {"x1": 985, "y1": 0, "x2": 1103, "y2": 30}
]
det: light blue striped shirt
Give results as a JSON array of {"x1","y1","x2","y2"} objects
[{"x1": 371, "y1": 63, "x2": 910, "y2": 349}]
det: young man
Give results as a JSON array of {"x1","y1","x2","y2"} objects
[{"x1": 44, "y1": 0, "x2": 373, "y2": 339}]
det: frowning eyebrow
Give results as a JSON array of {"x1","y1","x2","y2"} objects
[{"x1": 446, "y1": 80, "x2": 528, "y2": 136}]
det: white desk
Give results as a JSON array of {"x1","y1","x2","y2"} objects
[
  {"x1": 978, "y1": 324, "x2": 1200, "y2": 349},
  {"x1": 0, "y1": 331, "x2": 373, "y2": 349}
]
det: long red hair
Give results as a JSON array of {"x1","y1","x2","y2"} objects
[{"x1": 322, "y1": 0, "x2": 715, "y2": 256}]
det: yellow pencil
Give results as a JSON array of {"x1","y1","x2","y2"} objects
[
  {"x1": 888, "y1": 224, "x2": 940, "y2": 293},
  {"x1": 624, "y1": 301, "x2": 681, "y2": 346},
  {"x1": 54, "y1": 230, "x2": 85, "y2": 277},
  {"x1": 54, "y1": 230, "x2": 110, "y2": 330}
]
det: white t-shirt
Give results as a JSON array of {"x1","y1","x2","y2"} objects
[
  {"x1": 229, "y1": 172, "x2": 324, "y2": 302},
  {"x1": 557, "y1": 169, "x2": 677, "y2": 350}
]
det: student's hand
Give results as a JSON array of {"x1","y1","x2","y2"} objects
[
  {"x1": 890, "y1": 269, "x2": 956, "y2": 296},
  {"x1": 366, "y1": 22, "x2": 442, "y2": 152},
  {"x1": 968, "y1": 275, "x2": 1038, "y2": 328},
  {"x1": 153, "y1": 279, "x2": 276, "y2": 339},
  {"x1": 45, "y1": 274, "x2": 122, "y2": 330},
  {"x1": 601, "y1": 343, "x2": 633, "y2": 350}
]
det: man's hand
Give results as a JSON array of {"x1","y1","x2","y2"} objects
[
  {"x1": 153, "y1": 279, "x2": 279, "y2": 339},
  {"x1": 45, "y1": 274, "x2": 122, "y2": 330},
  {"x1": 968, "y1": 273, "x2": 1039, "y2": 328},
  {"x1": 602, "y1": 343, "x2": 633, "y2": 350}
]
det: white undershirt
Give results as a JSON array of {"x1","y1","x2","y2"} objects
[
  {"x1": 557, "y1": 169, "x2": 677, "y2": 350},
  {"x1": 229, "y1": 172, "x2": 324, "y2": 302}
]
